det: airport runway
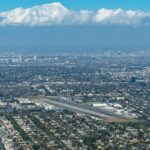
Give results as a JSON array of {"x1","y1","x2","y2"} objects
[{"x1": 38, "y1": 96, "x2": 128, "y2": 120}]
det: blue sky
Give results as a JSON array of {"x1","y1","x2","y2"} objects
[
  {"x1": 0, "y1": 0, "x2": 150, "y2": 51},
  {"x1": 0, "y1": 0, "x2": 150, "y2": 11}
]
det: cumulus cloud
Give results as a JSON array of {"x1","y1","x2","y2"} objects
[{"x1": 0, "y1": 2, "x2": 150, "y2": 26}]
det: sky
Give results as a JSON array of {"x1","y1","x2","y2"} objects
[
  {"x1": 0, "y1": 1, "x2": 150, "y2": 53},
  {"x1": 0, "y1": 0, "x2": 150, "y2": 11}
]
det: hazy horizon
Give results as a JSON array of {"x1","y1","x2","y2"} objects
[{"x1": 0, "y1": 25, "x2": 150, "y2": 55}]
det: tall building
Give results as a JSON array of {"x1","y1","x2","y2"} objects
[
  {"x1": 19, "y1": 55, "x2": 23, "y2": 62},
  {"x1": 33, "y1": 55, "x2": 37, "y2": 60}
]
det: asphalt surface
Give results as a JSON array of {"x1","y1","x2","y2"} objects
[{"x1": 38, "y1": 97, "x2": 128, "y2": 119}]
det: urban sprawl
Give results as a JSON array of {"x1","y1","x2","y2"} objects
[{"x1": 0, "y1": 51, "x2": 149, "y2": 150}]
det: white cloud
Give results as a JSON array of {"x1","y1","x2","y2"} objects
[
  {"x1": 93, "y1": 8, "x2": 149, "y2": 25},
  {"x1": 0, "y1": 2, "x2": 150, "y2": 26}
]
